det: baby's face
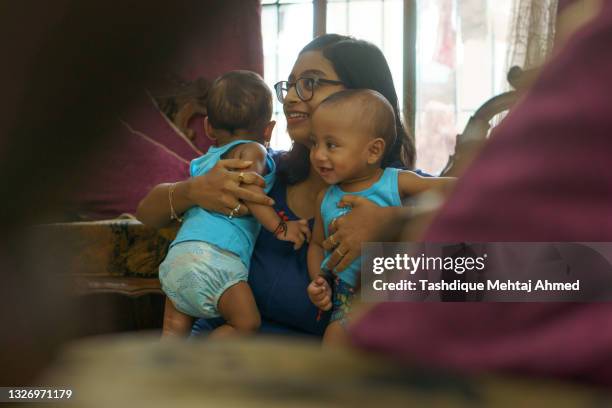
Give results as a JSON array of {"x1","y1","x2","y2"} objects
[{"x1": 309, "y1": 105, "x2": 373, "y2": 185}]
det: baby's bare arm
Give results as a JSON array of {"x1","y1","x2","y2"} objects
[
  {"x1": 246, "y1": 188, "x2": 284, "y2": 232},
  {"x1": 306, "y1": 190, "x2": 332, "y2": 310},
  {"x1": 233, "y1": 143, "x2": 309, "y2": 247},
  {"x1": 398, "y1": 171, "x2": 456, "y2": 199},
  {"x1": 228, "y1": 143, "x2": 278, "y2": 230},
  {"x1": 230, "y1": 142, "x2": 269, "y2": 176},
  {"x1": 307, "y1": 190, "x2": 327, "y2": 281}
]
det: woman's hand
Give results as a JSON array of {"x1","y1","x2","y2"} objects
[
  {"x1": 322, "y1": 195, "x2": 408, "y2": 273},
  {"x1": 136, "y1": 158, "x2": 274, "y2": 229},
  {"x1": 186, "y1": 158, "x2": 275, "y2": 217}
]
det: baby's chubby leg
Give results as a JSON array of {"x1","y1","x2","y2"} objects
[
  {"x1": 322, "y1": 321, "x2": 350, "y2": 347},
  {"x1": 209, "y1": 282, "x2": 261, "y2": 338},
  {"x1": 162, "y1": 298, "x2": 194, "y2": 339},
  {"x1": 321, "y1": 277, "x2": 355, "y2": 347}
]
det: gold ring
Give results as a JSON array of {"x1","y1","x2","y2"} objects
[
  {"x1": 335, "y1": 247, "x2": 346, "y2": 257},
  {"x1": 228, "y1": 203, "x2": 241, "y2": 219},
  {"x1": 328, "y1": 235, "x2": 338, "y2": 247},
  {"x1": 238, "y1": 172, "x2": 245, "y2": 183}
]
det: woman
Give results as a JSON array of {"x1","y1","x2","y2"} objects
[{"x1": 137, "y1": 34, "x2": 415, "y2": 335}]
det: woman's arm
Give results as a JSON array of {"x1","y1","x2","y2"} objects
[
  {"x1": 136, "y1": 181, "x2": 191, "y2": 229},
  {"x1": 136, "y1": 158, "x2": 274, "y2": 229}
]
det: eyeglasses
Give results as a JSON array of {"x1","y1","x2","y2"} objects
[{"x1": 273, "y1": 77, "x2": 345, "y2": 103}]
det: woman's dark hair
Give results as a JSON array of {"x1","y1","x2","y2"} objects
[{"x1": 278, "y1": 34, "x2": 416, "y2": 185}]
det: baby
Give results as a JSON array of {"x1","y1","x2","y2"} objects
[
  {"x1": 160, "y1": 70, "x2": 310, "y2": 338},
  {"x1": 306, "y1": 89, "x2": 453, "y2": 345}
]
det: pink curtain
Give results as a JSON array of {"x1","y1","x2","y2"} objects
[
  {"x1": 172, "y1": 0, "x2": 264, "y2": 81},
  {"x1": 73, "y1": 0, "x2": 264, "y2": 220}
]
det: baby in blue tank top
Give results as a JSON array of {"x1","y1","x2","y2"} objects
[
  {"x1": 307, "y1": 89, "x2": 454, "y2": 345},
  {"x1": 160, "y1": 71, "x2": 310, "y2": 338}
]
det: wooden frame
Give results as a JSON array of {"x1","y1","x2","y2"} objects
[{"x1": 404, "y1": 0, "x2": 417, "y2": 137}]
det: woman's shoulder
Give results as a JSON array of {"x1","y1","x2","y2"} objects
[{"x1": 267, "y1": 148, "x2": 287, "y2": 166}]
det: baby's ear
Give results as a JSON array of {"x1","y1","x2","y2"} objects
[
  {"x1": 263, "y1": 120, "x2": 276, "y2": 146},
  {"x1": 204, "y1": 116, "x2": 217, "y2": 144},
  {"x1": 367, "y1": 138, "x2": 386, "y2": 165}
]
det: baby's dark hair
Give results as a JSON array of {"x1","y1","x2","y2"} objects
[
  {"x1": 318, "y1": 89, "x2": 397, "y2": 160},
  {"x1": 206, "y1": 70, "x2": 272, "y2": 137}
]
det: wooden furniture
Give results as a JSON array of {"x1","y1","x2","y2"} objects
[
  {"x1": 441, "y1": 66, "x2": 538, "y2": 176},
  {"x1": 32, "y1": 219, "x2": 177, "y2": 336},
  {"x1": 35, "y1": 219, "x2": 175, "y2": 296}
]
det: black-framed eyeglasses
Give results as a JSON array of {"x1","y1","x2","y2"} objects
[{"x1": 273, "y1": 77, "x2": 345, "y2": 103}]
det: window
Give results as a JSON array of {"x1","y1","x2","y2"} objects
[
  {"x1": 261, "y1": 0, "x2": 512, "y2": 174},
  {"x1": 415, "y1": 0, "x2": 513, "y2": 173},
  {"x1": 261, "y1": 0, "x2": 403, "y2": 152},
  {"x1": 262, "y1": 0, "x2": 314, "y2": 151},
  {"x1": 326, "y1": 0, "x2": 404, "y2": 112}
]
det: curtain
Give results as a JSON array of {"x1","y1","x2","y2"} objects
[
  {"x1": 506, "y1": 0, "x2": 559, "y2": 71},
  {"x1": 71, "y1": 0, "x2": 265, "y2": 220},
  {"x1": 489, "y1": 0, "x2": 558, "y2": 127}
]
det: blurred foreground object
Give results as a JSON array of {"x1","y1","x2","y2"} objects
[
  {"x1": 440, "y1": 66, "x2": 534, "y2": 177},
  {"x1": 0, "y1": 0, "x2": 261, "y2": 385},
  {"x1": 38, "y1": 335, "x2": 612, "y2": 407},
  {"x1": 351, "y1": 0, "x2": 612, "y2": 387}
]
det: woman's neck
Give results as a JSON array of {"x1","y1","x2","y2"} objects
[
  {"x1": 303, "y1": 167, "x2": 328, "y2": 193},
  {"x1": 286, "y1": 165, "x2": 329, "y2": 220}
]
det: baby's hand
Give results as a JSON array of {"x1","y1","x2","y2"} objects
[
  {"x1": 307, "y1": 276, "x2": 332, "y2": 311},
  {"x1": 276, "y1": 219, "x2": 311, "y2": 250}
]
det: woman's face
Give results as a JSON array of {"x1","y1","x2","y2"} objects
[{"x1": 284, "y1": 50, "x2": 346, "y2": 146}]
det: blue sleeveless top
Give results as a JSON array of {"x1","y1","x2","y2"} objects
[
  {"x1": 320, "y1": 167, "x2": 402, "y2": 287},
  {"x1": 191, "y1": 156, "x2": 420, "y2": 337},
  {"x1": 171, "y1": 140, "x2": 276, "y2": 269}
]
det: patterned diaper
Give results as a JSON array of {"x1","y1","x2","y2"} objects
[
  {"x1": 330, "y1": 278, "x2": 356, "y2": 325},
  {"x1": 159, "y1": 241, "x2": 248, "y2": 318}
]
